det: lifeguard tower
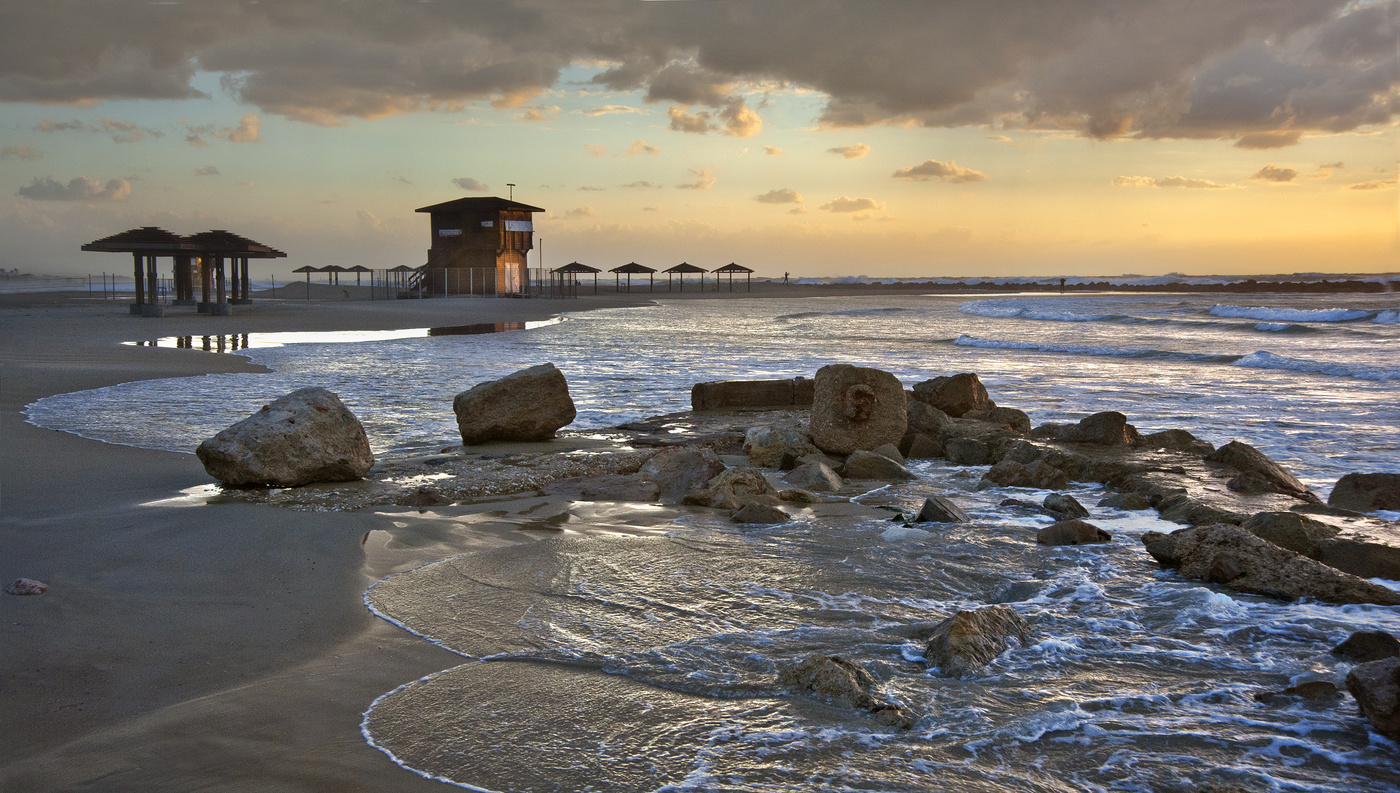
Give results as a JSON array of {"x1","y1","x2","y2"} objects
[{"x1": 415, "y1": 196, "x2": 544, "y2": 295}]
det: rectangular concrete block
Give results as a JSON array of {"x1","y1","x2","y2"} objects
[{"x1": 691, "y1": 378, "x2": 813, "y2": 410}]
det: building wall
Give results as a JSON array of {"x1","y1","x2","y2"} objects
[{"x1": 424, "y1": 208, "x2": 534, "y2": 294}]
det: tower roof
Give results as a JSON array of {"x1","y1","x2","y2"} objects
[{"x1": 415, "y1": 196, "x2": 545, "y2": 214}]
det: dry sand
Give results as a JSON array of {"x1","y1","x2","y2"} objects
[{"x1": 0, "y1": 292, "x2": 663, "y2": 791}]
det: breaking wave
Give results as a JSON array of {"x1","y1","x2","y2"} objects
[
  {"x1": 1208, "y1": 305, "x2": 1377, "y2": 323},
  {"x1": 776, "y1": 306, "x2": 913, "y2": 321},
  {"x1": 952, "y1": 334, "x2": 1240, "y2": 363},
  {"x1": 1232, "y1": 351, "x2": 1400, "y2": 382}
]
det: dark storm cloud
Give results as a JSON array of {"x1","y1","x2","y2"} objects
[{"x1": 0, "y1": 1, "x2": 1393, "y2": 143}]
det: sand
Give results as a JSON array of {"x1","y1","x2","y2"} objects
[{"x1": 0, "y1": 292, "x2": 662, "y2": 791}]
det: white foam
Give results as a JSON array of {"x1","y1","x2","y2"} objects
[
  {"x1": 1209, "y1": 304, "x2": 1374, "y2": 322},
  {"x1": 1375, "y1": 309, "x2": 1400, "y2": 325},
  {"x1": 1232, "y1": 350, "x2": 1400, "y2": 381}
]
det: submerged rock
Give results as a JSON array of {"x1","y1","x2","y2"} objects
[
  {"x1": 777, "y1": 488, "x2": 822, "y2": 504},
  {"x1": 1328, "y1": 472, "x2": 1400, "y2": 513},
  {"x1": 784, "y1": 460, "x2": 843, "y2": 492},
  {"x1": 1059, "y1": 411, "x2": 1142, "y2": 446},
  {"x1": 923, "y1": 605, "x2": 1031, "y2": 677},
  {"x1": 1333, "y1": 631, "x2": 1400, "y2": 663},
  {"x1": 684, "y1": 466, "x2": 778, "y2": 509},
  {"x1": 989, "y1": 580, "x2": 1043, "y2": 603},
  {"x1": 778, "y1": 654, "x2": 912, "y2": 729},
  {"x1": 841, "y1": 449, "x2": 916, "y2": 481},
  {"x1": 1346, "y1": 657, "x2": 1400, "y2": 743},
  {"x1": 1042, "y1": 493, "x2": 1090, "y2": 520},
  {"x1": 453, "y1": 363, "x2": 577, "y2": 444},
  {"x1": 911, "y1": 373, "x2": 993, "y2": 418},
  {"x1": 4, "y1": 578, "x2": 48, "y2": 596},
  {"x1": 808, "y1": 364, "x2": 908, "y2": 455},
  {"x1": 639, "y1": 446, "x2": 727, "y2": 504},
  {"x1": 1254, "y1": 681, "x2": 1341, "y2": 707},
  {"x1": 1141, "y1": 524, "x2": 1400, "y2": 606},
  {"x1": 914, "y1": 495, "x2": 970, "y2": 524},
  {"x1": 1205, "y1": 441, "x2": 1317, "y2": 502},
  {"x1": 731, "y1": 502, "x2": 790, "y2": 525},
  {"x1": 978, "y1": 459, "x2": 1068, "y2": 491},
  {"x1": 196, "y1": 387, "x2": 374, "y2": 487},
  {"x1": 1037, "y1": 519, "x2": 1111, "y2": 546}
]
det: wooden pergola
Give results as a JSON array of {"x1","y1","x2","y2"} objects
[
  {"x1": 181, "y1": 229, "x2": 287, "y2": 311},
  {"x1": 609, "y1": 262, "x2": 656, "y2": 293},
  {"x1": 81, "y1": 227, "x2": 198, "y2": 316},
  {"x1": 347, "y1": 264, "x2": 372, "y2": 285},
  {"x1": 663, "y1": 262, "x2": 708, "y2": 292},
  {"x1": 714, "y1": 262, "x2": 754, "y2": 292},
  {"x1": 554, "y1": 262, "x2": 601, "y2": 295}
]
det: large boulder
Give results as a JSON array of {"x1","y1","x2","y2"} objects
[
  {"x1": 1037, "y1": 519, "x2": 1111, "y2": 545},
  {"x1": 1156, "y1": 493, "x2": 1246, "y2": 526},
  {"x1": 1346, "y1": 657, "x2": 1400, "y2": 743},
  {"x1": 453, "y1": 363, "x2": 576, "y2": 444},
  {"x1": 944, "y1": 438, "x2": 991, "y2": 466},
  {"x1": 744, "y1": 425, "x2": 820, "y2": 468},
  {"x1": 978, "y1": 459, "x2": 1068, "y2": 491},
  {"x1": 1204, "y1": 441, "x2": 1316, "y2": 502},
  {"x1": 841, "y1": 449, "x2": 916, "y2": 482},
  {"x1": 778, "y1": 654, "x2": 912, "y2": 728},
  {"x1": 899, "y1": 431, "x2": 942, "y2": 460},
  {"x1": 684, "y1": 466, "x2": 778, "y2": 509},
  {"x1": 1059, "y1": 412, "x2": 1141, "y2": 446},
  {"x1": 985, "y1": 406, "x2": 1032, "y2": 433},
  {"x1": 911, "y1": 373, "x2": 993, "y2": 417},
  {"x1": 906, "y1": 401, "x2": 951, "y2": 436},
  {"x1": 1042, "y1": 493, "x2": 1090, "y2": 519},
  {"x1": 1240, "y1": 511, "x2": 1338, "y2": 558},
  {"x1": 808, "y1": 364, "x2": 907, "y2": 455},
  {"x1": 923, "y1": 605, "x2": 1031, "y2": 677},
  {"x1": 1141, "y1": 524, "x2": 1400, "y2": 606},
  {"x1": 639, "y1": 447, "x2": 727, "y2": 503},
  {"x1": 785, "y1": 460, "x2": 844, "y2": 492},
  {"x1": 1328, "y1": 473, "x2": 1400, "y2": 512},
  {"x1": 1333, "y1": 631, "x2": 1400, "y2": 663},
  {"x1": 196, "y1": 387, "x2": 374, "y2": 487}
]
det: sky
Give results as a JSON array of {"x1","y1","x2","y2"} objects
[{"x1": 0, "y1": 0, "x2": 1397, "y2": 280}]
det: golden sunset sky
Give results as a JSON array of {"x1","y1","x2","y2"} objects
[{"x1": 1, "y1": 0, "x2": 1396, "y2": 279}]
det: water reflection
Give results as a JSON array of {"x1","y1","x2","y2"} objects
[{"x1": 123, "y1": 316, "x2": 565, "y2": 352}]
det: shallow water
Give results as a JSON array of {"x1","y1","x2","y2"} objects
[{"x1": 25, "y1": 291, "x2": 1400, "y2": 791}]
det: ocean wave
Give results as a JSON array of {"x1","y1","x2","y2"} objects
[
  {"x1": 1208, "y1": 305, "x2": 1375, "y2": 323},
  {"x1": 1251, "y1": 322, "x2": 1313, "y2": 333},
  {"x1": 957, "y1": 300, "x2": 1126, "y2": 323},
  {"x1": 775, "y1": 306, "x2": 911, "y2": 320},
  {"x1": 952, "y1": 334, "x2": 1238, "y2": 363},
  {"x1": 1375, "y1": 309, "x2": 1400, "y2": 325},
  {"x1": 1231, "y1": 351, "x2": 1400, "y2": 381}
]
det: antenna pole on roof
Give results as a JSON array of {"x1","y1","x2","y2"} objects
[{"x1": 507, "y1": 183, "x2": 516, "y2": 201}]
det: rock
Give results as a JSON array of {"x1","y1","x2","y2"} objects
[
  {"x1": 985, "y1": 406, "x2": 1032, "y2": 433},
  {"x1": 542, "y1": 474, "x2": 660, "y2": 502},
  {"x1": 808, "y1": 364, "x2": 908, "y2": 455},
  {"x1": 777, "y1": 488, "x2": 822, "y2": 504},
  {"x1": 785, "y1": 461, "x2": 843, "y2": 492},
  {"x1": 841, "y1": 449, "x2": 916, "y2": 482},
  {"x1": 1141, "y1": 429, "x2": 1215, "y2": 455},
  {"x1": 640, "y1": 446, "x2": 728, "y2": 503},
  {"x1": 395, "y1": 485, "x2": 450, "y2": 508},
  {"x1": 1025, "y1": 460, "x2": 1070, "y2": 490},
  {"x1": 914, "y1": 496, "x2": 970, "y2": 524},
  {"x1": 869, "y1": 443, "x2": 904, "y2": 464},
  {"x1": 1000, "y1": 440, "x2": 1045, "y2": 465},
  {"x1": 945, "y1": 438, "x2": 992, "y2": 466},
  {"x1": 196, "y1": 387, "x2": 375, "y2": 487},
  {"x1": 1333, "y1": 631, "x2": 1400, "y2": 663},
  {"x1": 4, "y1": 578, "x2": 48, "y2": 596},
  {"x1": 923, "y1": 605, "x2": 1031, "y2": 676},
  {"x1": 1042, "y1": 493, "x2": 1090, "y2": 519},
  {"x1": 691, "y1": 377, "x2": 814, "y2": 410},
  {"x1": 452, "y1": 363, "x2": 576, "y2": 444},
  {"x1": 778, "y1": 654, "x2": 912, "y2": 729},
  {"x1": 1241, "y1": 511, "x2": 1339, "y2": 558},
  {"x1": 1037, "y1": 519, "x2": 1111, "y2": 545},
  {"x1": 684, "y1": 466, "x2": 779, "y2": 509},
  {"x1": 1156, "y1": 493, "x2": 1246, "y2": 526},
  {"x1": 1031, "y1": 423, "x2": 1067, "y2": 440},
  {"x1": 906, "y1": 401, "x2": 951, "y2": 436},
  {"x1": 989, "y1": 580, "x2": 1043, "y2": 603},
  {"x1": 898, "y1": 431, "x2": 942, "y2": 460},
  {"x1": 744, "y1": 425, "x2": 820, "y2": 468},
  {"x1": 978, "y1": 459, "x2": 1068, "y2": 490},
  {"x1": 1318, "y1": 540, "x2": 1400, "y2": 581},
  {"x1": 1328, "y1": 473, "x2": 1400, "y2": 512},
  {"x1": 999, "y1": 498, "x2": 1042, "y2": 510},
  {"x1": 1205, "y1": 441, "x2": 1316, "y2": 502},
  {"x1": 1141, "y1": 524, "x2": 1400, "y2": 606},
  {"x1": 911, "y1": 373, "x2": 994, "y2": 417},
  {"x1": 1346, "y1": 657, "x2": 1400, "y2": 742},
  {"x1": 1254, "y1": 681, "x2": 1341, "y2": 706},
  {"x1": 731, "y1": 502, "x2": 790, "y2": 524},
  {"x1": 1098, "y1": 492, "x2": 1152, "y2": 510},
  {"x1": 1291, "y1": 502, "x2": 1366, "y2": 518},
  {"x1": 1059, "y1": 411, "x2": 1142, "y2": 446}
]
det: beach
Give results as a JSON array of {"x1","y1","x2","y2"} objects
[{"x1": 4, "y1": 287, "x2": 1399, "y2": 792}]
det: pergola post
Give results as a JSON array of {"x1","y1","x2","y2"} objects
[
  {"x1": 216, "y1": 257, "x2": 226, "y2": 303},
  {"x1": 146, "y1": 255, "x2": 159, "y2": 305},
  {"x1": 230, "y1": 255, "x2": 241, "y2": 301},
  {"x1": 200, "y1": 256, "x2": 212, "y2": 304},
  {"x1": 241, "y1": 257, "x2": 251, "y2": 301},
  {"x1": 132, "y1": 252, "x2": 145, "y2": 307}
]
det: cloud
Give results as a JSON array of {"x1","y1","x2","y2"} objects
[
  {"x1": 892, "y1": 159, "x2": 988, "y2": 183},
  {"x1": 666, "y1": 99, "x2": 761, "y2": 136},
  {"x1": 763, "y1": 145, "x2": 783, "y2": 156},
  {"x1": 718, "y1": 99, "x2": 762, "y2": 137},
  {"x1": 17, "y1": 176, "x2": 130, "y2": 201},
  {"x1": 1312, "y1": 161, "x2": 1343, "y2": 178},
  {"x1": 642, "y1": 205, "x2": 663, "y2": 212},
  {"x1": 1250, "y1": 164, "x2": 1297, "y2": 182},
  {"x1": 578, "y1": 185, "x2": 604, "y2": 191},
  {"x1": 667, "y1": 105, "x2": 712, "y2": 134},
  {"x1": 622, "y1": 180, "x2": 658, "y2": 188},
  {"x1": 183, "y1": 114, "x2": 260, "y2": 146},
  {"x1": 1349, "y1": 179, "x2": 1395, "y2": 190},
  {"x1": 0, "y1": 145, "x2": 42, "y2": 160},
  {"x1": 36, "y1": 117, "x2": 162, "y2": 143},
  {"x1": 677, "y1": 167, "x2": 717, "y2": 190},
  {"x1": 755, "y1": 188, "x2": 803, "y2": 204},
  {"x1": 828, "y1": 144, "x2": 870, "y2": 159},
  {"x1": 1112, "y1": 174, "x2": 1231, "y2": 189},
  {"x1": 564, "y1": 206, "x2": 595, "y2": 218},
  {"x1": 1235, "y1": 130, "x2": 1303, "y2": 149},
  {"x1": 452, "y1": 177, "x2": 488, "y2": 191},
  {"x1": 820, "y1": 196, "x2": 884, "y2": 213},
  {"x1": 194, "y1": 165, "x2": 221, "y2": 176},
  {"x1": 625, "y1": 139, "x2": 660, "y2": 156},
  {"x1": 788, "y1": 206, "x2": 808, "y2": 215},
  {"x1": 584, "y1": 143, "x2": 608, "y2": 157},
  {"x1": 988, "y1": 135, "x2": 1013, "y2": 143},
  {"x1": 2, "y1": 1, "x2": 1393, "y2": 145},
  {"x1": 577, "y1": 104, "x2": 644, "y2": 116}
]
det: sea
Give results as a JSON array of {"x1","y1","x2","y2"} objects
[{"x1": 25, "y1": 291, "x2": 1400, "y2": 792}]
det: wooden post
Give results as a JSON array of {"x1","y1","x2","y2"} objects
[
  {"x1": 200, "y1": 256, "x2": 212, "y2": 303},
  {"x1": 242, "y1": 258, "x2": 251, "y2": 301},
  {"x1": 230, "y1": 255, "x2": 241, "y2": 301},
  {"x1": 216, "y1": 257, "x2": 226, "y2": 303},
  {"x1": 133, "y1": 252, "x2": 145, "y2": 305},
  {"x1": 146, "y1": 255, "x2": 158, "y2": 304}
]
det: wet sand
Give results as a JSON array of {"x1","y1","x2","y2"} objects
[{"x1": 0, "y1": 293, "x2": 656, "y2": 791}]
